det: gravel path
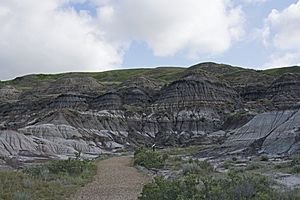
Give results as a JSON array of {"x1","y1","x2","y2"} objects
[{"x1": 72, "y1": 156, "x2": 150, "y2": 200}]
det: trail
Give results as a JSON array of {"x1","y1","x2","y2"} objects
[{"x1": 72, "y1": 156, "x2": 150, "y2": 200}]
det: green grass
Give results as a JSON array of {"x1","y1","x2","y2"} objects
[
  {"x1": 261, "y1": 66, "x2": 300, "y2": 76},
  {"x1": 1, "y1": 64, "x2": 299, "y2": 94},
  {"x1": 0, "y1": 159, "x2": 96, "y2": 200}
]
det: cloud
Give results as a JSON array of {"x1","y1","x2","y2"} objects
[
  {"x1": 0, "y1": 0, "x2": 245, "y2": 80},
  {"x1": 97, "y1": 0, "x2": 244, "y2": 58},
  {"x1": 264, "y1": 52, "x2": 300, "y2": 68},
  {"x1": 262, "y1": 0, "x2": 300, "y2": 67},
  {"x1": 0, "y1": 0, "x2": 122, "y2": 80}
]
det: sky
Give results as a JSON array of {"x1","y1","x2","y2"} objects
[{"x1": 0, "y1": 0, "x2": 299, "y2": 80}]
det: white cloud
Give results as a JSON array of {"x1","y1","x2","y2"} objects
[
  {"x1": 262, "y1": 0, "x2": 300, "y2": 67},
  {"x1": 264, "y1": 52, "x2": 300, "y2": 68},
  {"x1": 97, "y1": 0, "x2": 244, "y2": 58},
  {"x1": 267, "y1": 2, "x2": 300, "y2": 50},
  {"x1": 0, "y1": 0, "x2": 122, "y2": 80},
  {"x1": 0, "y1": 0, "x2": 245, "y2": 80}
]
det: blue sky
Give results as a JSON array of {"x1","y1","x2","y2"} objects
[
  {"x1": 0, "y1": 0, "x2": 299, "y2": 80},
  {"x1": 120, "y1": 0, "x2": 298, "y2": 69}
]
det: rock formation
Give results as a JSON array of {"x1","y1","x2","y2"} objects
[{"x1": 0, "y1": 62, "x2": 299, "y2": 159}]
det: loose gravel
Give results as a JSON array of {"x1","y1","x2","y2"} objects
[{"x1": 72, "y1": 156, "x2": 150, "y2": 200}]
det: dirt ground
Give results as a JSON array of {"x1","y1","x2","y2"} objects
[{"x1": 72, "y1": 156, "x2": 150, "y2": 200}]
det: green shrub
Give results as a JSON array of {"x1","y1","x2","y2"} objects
[
  {"x1": 182, "y1": 162, "x2": 202, "y2": 175},
  {"x1": 25, "y1": 159, "x2": 96, "y2": 178},
  {"x1": 13, "y1": 191, "x2": 31, "y2": 200},
  {"x1": 222, "y1": 160, "x2": 233, "y2": 169},
  {"x1": 162, "y1": 153, "x2": 169, "y2": 161},
  {"x1": 246, "y1": 163, "x2": 261, "y2": 171},
  {"x1": 139, "y1": 171, "x2": 278, "y2": 200},
  {"x1": 0, "y1": 159, "x2": 97, "y2": 199},
  {"x1": 182, "y1": 160, "x2": 214, "y2": 175},
  {"x1": 173, "y1": 156, "x2": 182, "y2": 162},
  {"x1": 139, "y1": 176, "x2": 182, "y2": 200},
  {"x1": 134, "y1": 149, "x2": 167, "y2": 169},
  {"x1": 290, "y1": 165, "x2": 300, "y2": 174},
  {"x1": 232, "y1": 157, "x2": 238, "y2": 161},
  {"x1": 272, "y1": 188, "x2": 300, "y2": 200},
  {"x1": 260, "y1": 155, "x2": 269, "y2": 161},
  {"x1": 292, "y1": 155, "x2": 300, "y2": 166}
]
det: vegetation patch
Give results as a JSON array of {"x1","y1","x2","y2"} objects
[
  {"x1": 182, "y1": 159, "x2": 214, "y2": 175},
  {"x1": 139, "y1": 170, "x2": 299, "y2": 200},
  {"x1": 162, "y1": 146, "x2": 207, "y2": 156},
  {"x1": 134, "y1": 149, "x2": 168, "y2": 169},
  {"x1": 0, "y1": 159, "x2": 96, "y2": 200}
]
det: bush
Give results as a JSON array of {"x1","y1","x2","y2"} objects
[
  {"x1": 222, "y1": 160, "x2": 233, "y2": 169},
  {"x1": 260, "y1": 155, "x2": 269, "y2": 161},
  {"x1": 13, "y1": 191, "x2": 31, "y2": 200},
  {"x1": 0, "y1": 159, "x2": 97, "y2": 200},
  {"x1": 25, "y1": 159, "x2": 96, "y2": 178},
  {"x1": 139, "y1": 176, "x2": 182, "y2": 200},
  {"x1": 182, "y1": 162, "x2": 201, "y2": 175},
  {"x1": 182, "y1": 160, "x2": 214, "y2": 175},
  {"x1": 292, "y1": 155, "x2": 300, "y2": 166},
  {"x1": 232, "y1": 157, "x2": 238, "y2": 161},
  {"x1": 290, "y1": 166, "x2": 300, "y2": 174},
  {"x1": 246, "y1": 163, "x2": 261, "y2": 171},
  {"x1": 139, "y1": 171, "x2": 279, "y2": 200},
  {"x1": 289, "y1": 155, "x2": 300, "y2": 174},
  {"x1": 134, "y1": 149, "x2": 167, "y2": 169},
  {"x1": 5, "y1": 157, "x2": 23, "y2": 169}
]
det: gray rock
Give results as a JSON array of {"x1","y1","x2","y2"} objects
[{"x1": 224, "y1": 109, "x2": 300, "y2": 155}]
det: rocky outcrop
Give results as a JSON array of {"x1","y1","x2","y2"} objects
[
  {"x1": 154, "y1": 72, "x2": 238, "y2": 110},
  {"x1": 50, "y1": 94, "x2": 89, "y2": 110},
  {"x1": 44, "y1": 77, "x2": 104, "y2": 95},
  {"x1": 266, "y1": 73, "x2": 300, "y2": 109},
  {"x1": 90, "y1": 93, "x2": 123, "y2": 110},
  {"x1": 0, "y1": 85, "x2": 20, "y2": 102},
  {"x1": 224, "y1": 109, "x2": 300, "y2": 155},
  {"x1": 0, "y1": 63, "x2": 299, "y2": 159}
]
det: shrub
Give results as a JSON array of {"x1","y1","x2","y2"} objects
[
  {"x1": 291, "y1": 155, "x2": 300, "y2": 166},
  {"x1": 222, "y1": 160, "x2": 233, "y2": 169},
  {"x1": 13, "y1": 192, "x2": 31, "y2": 200},
  {"x1": 162, "y1": 153, "x2": 169, "y2": 161},
  {"x1": 134, "y1": 149, "x2": 167, "y2": 169},
  {"x1": 290, "y1": 166, "x2": 300, "y2": 174},
  {"x1": 260, "y1": 155, "x2": 269, "y2": 161},
  {"x1": 0, "y1": 159, "x2": 97, "y2": 200},
  {"x1": 24, "y1": 165, "x2": 50, "y2": 180},
  {"x1": 182, "y1": 160, "x2": 214, "y2": 175},
  {"x1": 232, "y1": 157, "x2": 238, "y2": 161},
  {"x1": 139, "y1": 176, "x2": 182, "y2": 200},
  {"x1": 48, "y1": 159, "x2": 95, "y2": 175},
  {"x1": 173, "y1": 156, "x2": 182, "y2": 162},
  {"x1": 25, "y1": 159, "x2": 96, "y2": 177},
  {"x1": 182, "y1": 162, "x2": 202, "y2": 175},
  {"x1": 5, "y1": 157, "x2": 22, "y2": 169},
  {"x1": 246, "y1": 163, "x2": 261, "y2": 171},
  {"x1": 198, "y1": 160, "x2": 214, "y2": 172},
  {"x1": 139, "y1": 171, "x2": 277, "y2": 200}
]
